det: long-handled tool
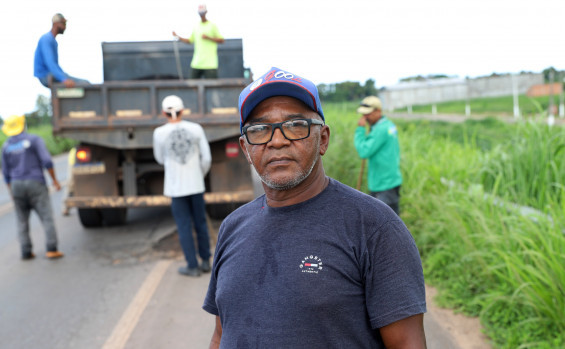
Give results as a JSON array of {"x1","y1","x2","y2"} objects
[
  {"x1": 173, "y1": 39, "x2": 184, "y2": 80},
  {"x1": 356, "y1": 159, "x2": 366, "y2": 190}
]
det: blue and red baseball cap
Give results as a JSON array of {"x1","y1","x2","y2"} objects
[{"x1": 238, "y1": 67, "x2": 324, "y2": 133}]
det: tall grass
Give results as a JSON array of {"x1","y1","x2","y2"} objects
[
  {"x1": 479, "y1": 122, "x2": 565, "y2": 210},
  {"x1": 322, "y1": 102, "x2": 565, "y2": 348}
]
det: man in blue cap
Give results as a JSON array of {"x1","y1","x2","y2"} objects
[{"x1": 203, "y1": 67, "x2": 427, "y2": 348}]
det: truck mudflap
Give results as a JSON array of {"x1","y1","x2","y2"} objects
[{"x1": 65, "y1": 190, "x2": 255, "y2": 208}]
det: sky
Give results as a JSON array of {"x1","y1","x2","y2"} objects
[{"x1": 1, "y1": 0, "x2": 564, "y2": 119}]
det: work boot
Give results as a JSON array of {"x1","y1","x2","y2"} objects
[
  {"x1": 200, "y1": 260, "x2": 211, "y2": 273},
  {"x1": 178, "y1": 266, "x2": 201, "y2": 277},
  {"x1": 46, "y1": 251, "x2": 64, "y2": 259}
]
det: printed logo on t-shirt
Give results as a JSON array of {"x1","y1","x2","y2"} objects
[
  {"x1": 388, "y1": 125, "x2": 398, "y2": 136},
  {"x1": 5, "y1": 139, "x2": 31, "y2": 154},
  {"x1": 299, "y1": 255, "x2": 323, "y2": 274},
  {"x1": 167, "y1": 128, "x2": 196, "y2": 164}
]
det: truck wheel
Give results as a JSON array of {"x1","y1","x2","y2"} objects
[
  {"x1": 101, "y1": 208, "x2": 128, "y2": 226},
  {"x1": 78, "y1": 209, "x2": 103, "y2": 228}
]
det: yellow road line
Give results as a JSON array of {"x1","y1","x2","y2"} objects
[
  {"x1": 0, "y1": 201, "x2": 13, "y2": 216},
  {"x1": 102, "y1": 260, "x2": 172, "y2": 349}
]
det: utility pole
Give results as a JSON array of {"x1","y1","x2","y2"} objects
[
  {"x1": 548, "y1": 70, "x2": 555, "y2": 126},
  {"x1": 512, "y1": 74, "x2": 520, "y2": 118},
  {"x1": 465, "y1": 77, "x2": 471, "y2": 117},
  {"x1": 559, "y1": 72, "x2": 565, "y2": 118}
]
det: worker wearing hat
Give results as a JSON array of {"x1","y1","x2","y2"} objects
[
  {"x1": 1, "y1": 115, "x2": 64, "y2": 259},
  {"x1": 354, "y1": 96, "x2": 403, "y2": 215},
  {"x1": 153, "y1": 95, "x2": 212, "y2": 277},
  {"x1": 172, "y1": 4, "x2": 225, "y2": 79}
]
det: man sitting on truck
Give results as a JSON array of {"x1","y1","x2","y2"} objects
[
  {"x1": 33, "y1": 13, "x2": 89, "y2": 88},
  {"x1": 153, "y1": 95, "x2": 213, "y2": 277},
  {"x1": 172, "y1": 4, "x2": 224, "y2": 79}
]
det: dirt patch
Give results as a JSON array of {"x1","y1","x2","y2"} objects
[{"x1": 426, "y1": 285, "x2": 492, "y2": 349}]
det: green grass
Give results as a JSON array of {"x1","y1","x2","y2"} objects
[{"x1": 322, "y1": 102, "x2": 565, "y2": 348}]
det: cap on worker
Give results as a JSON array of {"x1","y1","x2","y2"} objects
[
  {"x1": 2, "y1": 115, "x2": 26, "y2": 136},
  {"x1": 357, "y1": 96, "x2": 382, "y2": 114},
  {"x1": 238, "y1": 67, "x2": 324, "y2": 133},
  {"x1": 52, "y1": 13, "x2": 66, "y2": 23},
  {"x1": 198, "y1": 4, "x2": 207, "y2": 14},
  {"x1": 162, "y1": 95, "x2": 184, "y2": 113}
]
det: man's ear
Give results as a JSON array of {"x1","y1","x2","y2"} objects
[
  {"x1": 319, "y1": 125, "x2": 330, "y2": 156},
  {"x1": 239, "y1": 136, "x2": 252, "y2": 163}
]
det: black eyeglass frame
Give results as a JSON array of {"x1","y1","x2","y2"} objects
[{"x1": 242, "y1": 118, "x2": 325, "y2": 145}]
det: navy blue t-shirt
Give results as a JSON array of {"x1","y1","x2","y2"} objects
[{"x1": 203, "y1": 178, "x2": 426, "y2": 348}]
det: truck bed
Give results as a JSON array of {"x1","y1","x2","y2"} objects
[{"x1": 51, "y1": 78, "x2": 249, "y2": 148}]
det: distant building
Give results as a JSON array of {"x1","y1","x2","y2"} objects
[
  {"x1": 380, "y1": 73, "x2": 543, "y2": 111},
  {"x1": 526, "y1": 83, "x2": 563, "y2": 97}
]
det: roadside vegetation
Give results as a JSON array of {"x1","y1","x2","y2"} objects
[{"x1": 323, "y1": 102, "x2": 565, "y2": 348}]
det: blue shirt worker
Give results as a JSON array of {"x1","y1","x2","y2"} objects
[
  {"x1": 34, "y1": 13, "x2": 89, "y2": 88},
  {"x1": 172, "y1": 4, "x2": 224, "y2": 79},
  {"x1": 354, "y1": 96, "x2": 403, "y2": 215},
  {"x1": 1, "y1": 115, "x2": 64, "y2": 260},
  {"x1": 203, "y1": 67, "x2": 426, "y2": 348},
  {"x1": 153, "y1": 95, "x2": 212, "y2": 277}
]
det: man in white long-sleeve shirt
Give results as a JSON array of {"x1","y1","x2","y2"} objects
[{"x1": 153, "y1": 95, "x2": 212, "y2": 277}]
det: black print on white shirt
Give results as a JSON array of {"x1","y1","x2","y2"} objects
[{"x1": 167, "y1": 128, "x2": 195, "y2": 164}]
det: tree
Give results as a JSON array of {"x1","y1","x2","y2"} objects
[
  {"x1": 318, "y1": 79, "x2": 378, "y2": 102},
  {"x1": 24, "y1": 95, "x2": 52, "y2": 127}
]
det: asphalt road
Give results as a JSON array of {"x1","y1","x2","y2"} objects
[{"x1": 0, "y1": 152, "x2": 466, "y2": 349}]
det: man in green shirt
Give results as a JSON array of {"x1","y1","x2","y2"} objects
[
  {"x1": 173, "y1": 4, "x2": 224, "y2": 79},
  {"x1": 354, "y1": 96, "x2": 403, "y2": 215}
]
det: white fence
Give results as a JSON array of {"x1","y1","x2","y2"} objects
[{"x1": 380, "y1": 73, "x2": 544, "y2": 111}]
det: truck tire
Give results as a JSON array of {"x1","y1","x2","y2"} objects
[
  {"x1": 101, "y1": 208, "x2": 128, "y2": 226},
  {"x1": 78, "y1": 209, "x2": 103, "y2": 228}
]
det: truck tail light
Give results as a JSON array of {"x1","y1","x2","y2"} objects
[
  {"x1": 225, "y1": 142, "x2": 240, "y2": 158},
  {"x1": 76, "y1": 147, "x2": 92, "y2": 163}
]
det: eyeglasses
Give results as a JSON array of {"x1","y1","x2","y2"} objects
[{"x1": 242, "y1": 118, "x2": 324, "y2": 145}]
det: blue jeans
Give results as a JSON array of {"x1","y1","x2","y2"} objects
[
  {"x1": 38, "y1": 74, "x2": 90, "y2": 87},
  {"x1": 171, "y1": 194, "x2": 211, "y2": 268},
  {"x1": 11, "y1": 180, "x2": 59, "y2": 253}
]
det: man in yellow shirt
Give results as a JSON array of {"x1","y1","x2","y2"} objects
[{"x1": 173, "y1": 4, "x2": 224, "y2": 79}]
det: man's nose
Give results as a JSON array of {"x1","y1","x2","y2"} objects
[{"x1": 269, "y1": 127, "x2": 290, "y2": 146}]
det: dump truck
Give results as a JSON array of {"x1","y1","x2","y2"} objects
[{"x1": 51, "y1": 39, "x2": 261, "y2": 227}]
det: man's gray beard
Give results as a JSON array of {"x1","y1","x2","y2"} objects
[{"x1": 253, "y1": 141, "x2": 321, "y2": 191}]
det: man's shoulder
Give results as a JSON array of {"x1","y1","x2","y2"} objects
[
  {"x1": 326, "y1": 178, "x2": 399, "y2": 218},
  {"x1": 326, "y1": 179, "x2": 382, "y2": 207},
  {"x1": 38, "y1": 32, "x2": 54, "y2": 43}
]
